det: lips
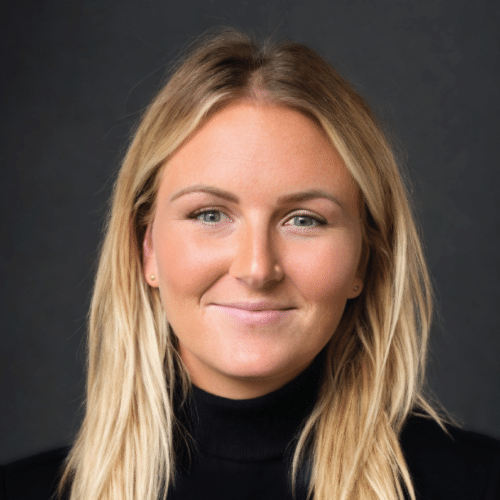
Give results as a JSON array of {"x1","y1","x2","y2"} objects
[
  {"x1": 214, "y1": 301, "x2": 294, "y2": 311},
  {"x1": 208, "y1": 302, "x2": 295, "y2": 326}
]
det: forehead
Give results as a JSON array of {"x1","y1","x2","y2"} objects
[{"x1": 158, "y1": 102, "x2": 360, "y2": 208}]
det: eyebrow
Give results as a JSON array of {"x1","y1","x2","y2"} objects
[
  {"x1": 277, "y1": 189, "x2": 343, "y2": 209},
  {"x1": 169, "y1": 185, "x2": 343, "y2": 208},
  {"x1": 170, "y1": 185, "x2": 239, "y2": 203}
]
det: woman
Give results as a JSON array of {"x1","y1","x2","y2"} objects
[{"x1": 1, "y1": 29, "x2": 499, "y2": 500}]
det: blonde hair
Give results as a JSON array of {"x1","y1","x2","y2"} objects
[{"x1": 59, "y1": 28, "x2": 447, "y2": 500}]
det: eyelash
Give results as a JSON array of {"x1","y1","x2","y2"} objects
[
  {"x1": 188, "y1": 208, "x2": 327, "y2": 228},
  {"x1": 189, "y1": 208, "x2": 231, "y2": 225},
  {"x1": 283, "y1": 212, "x2": 326, "y2": 228}
]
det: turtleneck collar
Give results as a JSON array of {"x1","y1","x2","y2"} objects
[{"x1": 188, "y1": 349, "x2": 326, "y2": 461}]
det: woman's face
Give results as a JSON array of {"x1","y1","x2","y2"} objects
[{"x1": 144, "y1": 102, "x2": 363, "y2": 399}]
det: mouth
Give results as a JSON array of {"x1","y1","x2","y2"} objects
[
  {"x1": 214, "y1": 301, "x2": 295, "y2": 311},
  {"x1": 208, "y1": 301, "x2": 296, "y2": 326}
]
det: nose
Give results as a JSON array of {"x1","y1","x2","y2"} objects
[{"x1": 229, "y1": 222, "x2": 284, "y2": 289}]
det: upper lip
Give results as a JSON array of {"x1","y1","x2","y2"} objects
[{"x1": 211, "y1": 301, "x2": 295, "y2": 311}]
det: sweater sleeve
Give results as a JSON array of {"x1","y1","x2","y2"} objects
[
  {"x1": 0, "y1": 466, "x2": 8, "y2": 500},
  {"x1": 484, "y1": 439, "x2": 500, "y2": 500},
  {"x1": 0, "y1": 448, "x2": 68, "y2": 500},
  {"x1": 401, "y1": 416, "x2": 500, "y2": 500}
]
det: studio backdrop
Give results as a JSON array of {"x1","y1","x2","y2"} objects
[{"x1": 1, "y1": 0, "x2": 499, "y2": 463}]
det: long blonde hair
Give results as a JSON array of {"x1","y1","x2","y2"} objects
[{"x1": 59, "y1": 28, "x2": 446, "y2": 500}]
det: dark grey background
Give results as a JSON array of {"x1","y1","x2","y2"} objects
[{"x1": 1, "y1": 0, "x2": 499, "y2": 463}]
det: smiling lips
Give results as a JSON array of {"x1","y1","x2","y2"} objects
[{"x1": 209, "y1": 301, "x2": 296, "y2": 326}]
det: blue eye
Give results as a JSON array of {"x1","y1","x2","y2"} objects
[
  {"x1": 287, "y1": 215, "x2": 323, "y2": 227},
  {"x1": 292, "y1": 216, "x2": 316, "y2": 227},
  {"x1": 195, "y1": 210, "x2": 227, "y2": 224}
]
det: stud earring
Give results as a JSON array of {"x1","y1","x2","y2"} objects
[
  {"x1": 353, "y1": 285, "x2": 359, "y2": 292},
  {"x1": 150, "y1": 275, "x2": 156, "y2": 281}
]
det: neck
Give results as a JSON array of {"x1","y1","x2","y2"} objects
[
  {"x1": 185, "y1": 347, "x2": 327, "y2": 460},
  {"x1": 187, "y1": 359, "x2": 321, "y2": 400}
]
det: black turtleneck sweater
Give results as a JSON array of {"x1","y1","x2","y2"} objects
[
  {"x1": 168, "y1": 353, "x2": 324, "y2": 500},
  {"x1": 1, "y1": 350, "x2": 500, "y2": 499}
]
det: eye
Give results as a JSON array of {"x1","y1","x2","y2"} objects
[
  {"x1": 284, "y1": 214, "x2": 325, "y2": 228},
  {"x1": 192, "y1": 209, "x2": 230, "y2": 225}
]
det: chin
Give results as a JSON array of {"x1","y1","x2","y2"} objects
[{"x1": 218, "y1": 348, "x2": 301, "y2": 381}]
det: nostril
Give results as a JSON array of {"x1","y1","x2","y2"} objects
[{"x1": 232, "y1": 261, "x2": 284, "y2": 290}]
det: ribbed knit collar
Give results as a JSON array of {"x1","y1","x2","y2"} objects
[{"x1": 188, "y1": 350, "x2": 325, "y2": 461}]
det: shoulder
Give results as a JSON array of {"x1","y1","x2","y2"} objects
[
  {"x1": 401, "y1": 415, "x2": 500, "y2": 500},
  {"x1": 0, "y1": 447, "x2": 69, "y2": 500}
]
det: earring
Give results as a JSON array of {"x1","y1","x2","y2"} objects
[
  {"x1": 353, "y1": 285, "x2": 359, "y2": 292},
  {"x1": 150, "y1": 275, "x2": 156, "y2": 281}
]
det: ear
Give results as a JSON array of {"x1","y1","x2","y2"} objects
[
  {"x1": 143, "y1": 225, "x2": 159, "y2": 288},
  {"x1": 346, "y1": 275, "x2": 363, "y2": 299},
  {"x1": 347, "y1": 237, "x2": 369, "y2": 299}
]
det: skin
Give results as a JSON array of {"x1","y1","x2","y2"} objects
[{"x1": 144, "y1": 102, "x2": 364, "y2": 399}]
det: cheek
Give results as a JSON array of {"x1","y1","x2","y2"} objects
[
  {"x1": 154, "y1": 226, "x2": 227, "y2": 301},
  {"x1": 285, "y1": 237, "x2": 360, "y2": 303}
]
